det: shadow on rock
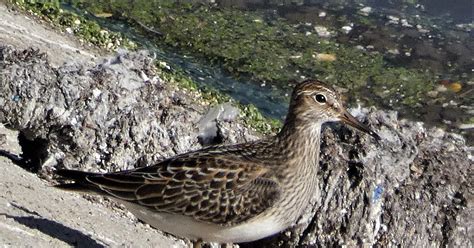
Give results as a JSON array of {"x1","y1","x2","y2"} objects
[{"x1": 1, "y1": 213, "x2": 105, "y2": 248}]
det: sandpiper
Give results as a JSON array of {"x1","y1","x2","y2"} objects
[{"x1": 55, "y1": 79, "x2": 379, "y2": 246}]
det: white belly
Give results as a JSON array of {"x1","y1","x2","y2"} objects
[{"x1": 120, "y1": 201, "x2": 286, "y2": 243}]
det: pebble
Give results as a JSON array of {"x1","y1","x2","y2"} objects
[
  {"x1": 427, "y1": 90, "x2": 438, "y2": 98},
  {"x1": 341, "y1": 25, "x2": 352, "y2": 34},
  {"x1": 315, "y1": 53, "x2": 337, "y2": 62},
  {"x1": 458, "y1": 123, "x2": 474, "y2": 130},
  {"x1": 314, "y1": 26, "x2": 332, "y2": 38},
  {"x1": 401, "y1": 19, "x2": 412, "y2": 27},
  {"x1": 359, "y1": 7, "x2": 372, "y2": 16},
  {"x1": 387, "y1": 15, "x2": 400, "y2": 24},
  {"x1": 436, "y1": 85, "x2": 448, "y2": 92},
  {"x1": 387, "y1": 49, "x2": 400, "y2": 55}
]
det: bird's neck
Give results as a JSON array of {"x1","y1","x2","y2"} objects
[{"x1": 275, "y1": 118, "x2": 322, "y2": 166}]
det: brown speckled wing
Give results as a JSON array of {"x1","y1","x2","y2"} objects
[{"x1": 84, "y1": 154, "x2": 281, "y2": 226}]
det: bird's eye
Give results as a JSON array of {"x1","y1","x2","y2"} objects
[{"x1": 314, "y1": 94, "x2": 326, "y2": 103}]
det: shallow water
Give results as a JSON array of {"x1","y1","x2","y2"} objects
[{"x1": 66, "y1": 0, "x2": 473, "y2": 143}]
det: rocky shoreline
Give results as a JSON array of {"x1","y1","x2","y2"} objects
[{"x1": 0, "y1": 3, "x2": 472, "y2": 247}]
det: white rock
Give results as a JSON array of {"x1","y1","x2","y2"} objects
[
  {"x1": 387, "y1": 15, "x2": 400, "y2": 24},
  {"x1": 387, "y1": 49, "x2": 400, "y2": 55},
  {"x1": 314, "y1": 26, "x2": 332, "y2": 38},
  {"x1": 359, "y1": 6, "x2": 372, "y2": 16},
  {"x1": 341, "y1": 25, "x2": 352, "y2": 34}
]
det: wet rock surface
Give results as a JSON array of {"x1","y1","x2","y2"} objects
[{"x1": 1, "y1": 45, "x2": 471, "y2": 247}]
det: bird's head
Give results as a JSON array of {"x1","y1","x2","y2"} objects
[{"x1": 287, "y1": 79, "x2": 380, "y2": 140}]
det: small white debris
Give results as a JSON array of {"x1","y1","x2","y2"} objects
[
  {"x1": 341, "y1": 25, "x2": 352, "y2": 34},
  {"x1": 359, "y1": 6, "x2": 372, "y2": 16},
  {"x1": 387, "y1": 49, "x2": 400, "y2": 55},
  {"x1": 70, "y1": 116, "x2": 78, "y2": 126},
  {"x1": 436, "y1": 85, "x2": 448, "y2": 92},
  {"x1": 159, "y1": 61, "x2": 171, "y2": 70},
  {"x1": 74, "y1": 19, "x2": 81, "y2": 25},
  {"x1": 401, "y1": 19, "x2": 412, "y2": 27},
  {"x1": 65, "y1": 27, "x2": 73, "y2": 34},
  {"x1": 318, "y1": 11, "x2": 327, "y2": 18},
  {"x1": 387, "y1": 15, "x2": 400, "y2": 24},
  {"x1": 92, "y1": 88, "x2": 102, "y2": 98},
  {"x1": 314, "y1": 26, "x2": 333, "y2": 38},
  {"x1": 427, "y1": 90, "x2": 438, "y2": 98}
]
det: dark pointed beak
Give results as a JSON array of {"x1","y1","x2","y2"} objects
[{"x1": 339, "y1": 110, "x2": 381, "y2": 141}]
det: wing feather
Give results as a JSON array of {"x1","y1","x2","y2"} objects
[{"x1": 83, "y1": 155, "x2": 281, "y2": 225}]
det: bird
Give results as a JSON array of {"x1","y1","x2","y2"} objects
[{"x1": 55, "y1": 79, "x2": 380, "y2": 247}]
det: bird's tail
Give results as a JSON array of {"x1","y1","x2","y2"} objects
[{"x1": 54, "y1": 169, "x2": 102, "y2": 194}]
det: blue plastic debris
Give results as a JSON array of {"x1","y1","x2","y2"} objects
[
  {"x1": 11, "y1": 95, "x2": 20, "y2": 102},
  {"x1": 372, "y1": 184, "x2": 384, "y2": 203}
]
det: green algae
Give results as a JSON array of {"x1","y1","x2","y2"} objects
[
  {"x1": 67, "y1": 0, "x2": 436, "y2": 110},
  {"x1": 9, "y1": 0, "x2": 282, "y2": 135}
]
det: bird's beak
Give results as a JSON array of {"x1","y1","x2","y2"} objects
[{"x1": 339, "y1": 109, "x2": 381, "y2": 141}]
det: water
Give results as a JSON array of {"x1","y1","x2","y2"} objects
[
  {"x1": 66, "y1": 1, "x2": 473, "y2": 143},
  {"x1": 64, "y1": 3, "x2": 291, "y2": 119}
]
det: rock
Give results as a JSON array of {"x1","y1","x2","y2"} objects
[
  {"x1": 341, "y1": 25, "x2": 352, "y2": 34},
  {"x1": 198, "y1": 102, "x2": 240, "y2": 145},
  {"x1": 0, "y1": 126, "x2": 185, "y2": 247},
  {"x1": 314, "y1": 26, "x2": 333, "y2": 38},
  {"x1": 359, "y1": 6, "x2": 372, "y2": 16}
]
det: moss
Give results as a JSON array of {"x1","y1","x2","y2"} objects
[
  {"x1": 66, "y1": 0, "x2": 437, "y2": 111},
  {"x1": 9, "y1": 0, "x2": 137, "y2": 50},
  {"x1": 370, "y1": 68, "x2": 434, "y2": 107}
]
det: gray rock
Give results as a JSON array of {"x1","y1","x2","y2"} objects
[
  {"x1": 198, "y1": 102, "x2": 240, "y2": 145},
  {"x1": 0, "y1": 47, "x2": 472, "y2": 248}
]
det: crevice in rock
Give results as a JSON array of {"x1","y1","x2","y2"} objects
[{"x1": 17, "y1": 131, "x2": 49, "y2": 173}]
